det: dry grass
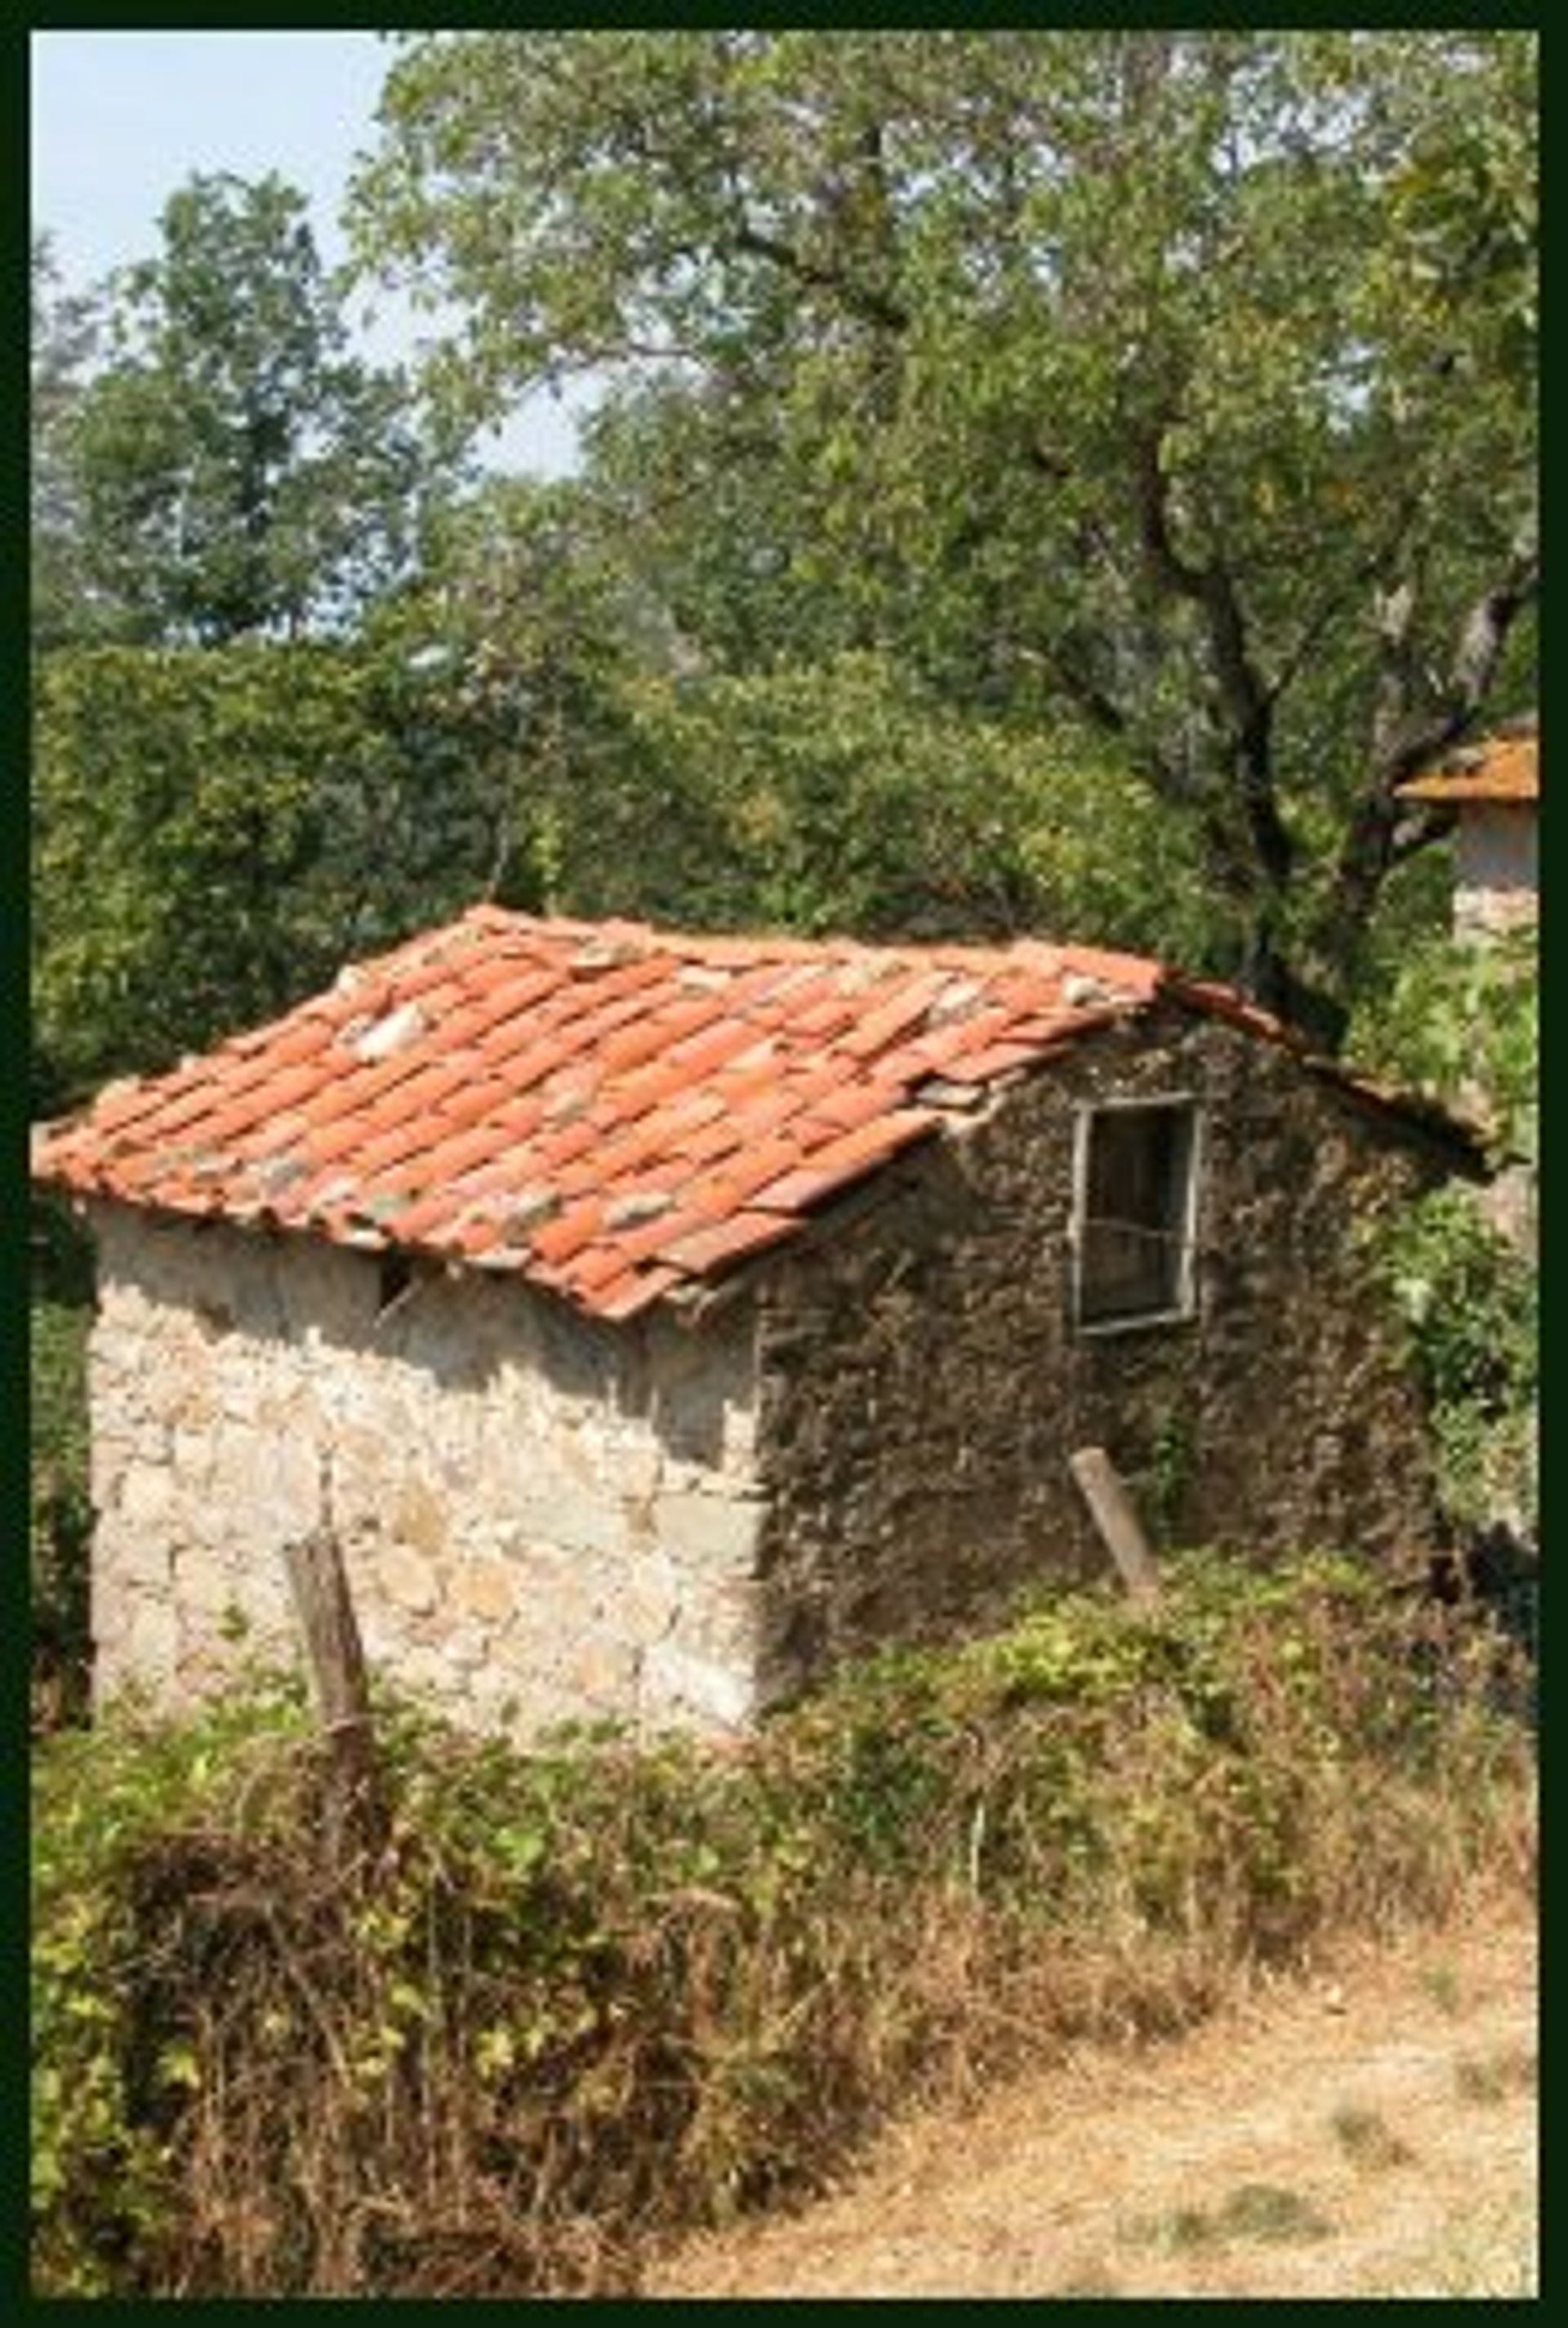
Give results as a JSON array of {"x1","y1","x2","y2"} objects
[{"x1": 651, "y1": 1884, "x2": 1537, "y2": 2301}]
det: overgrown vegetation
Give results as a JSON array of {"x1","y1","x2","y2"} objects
[
  {"x1": 1376, "y1": 1192, "x2": 1536, "y2": 1540},
  {"x1": 1354, "y1": 928, "x2": 1538, "y2": 1545},
  {"x1": 33, "y1": 1550, "x2": 1535, "y2": 2298},
  {"x1": 31, "y1": 1197, "x2": 96, "y2": 1732},
  {"x1": 1352, "y1": 925, "x2": 1537, "y2": 1181}
]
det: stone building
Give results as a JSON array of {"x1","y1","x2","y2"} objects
[
  {"x1": 33, "y1": 907, "x2": 1479, "y2": 1740},
  {"x1": 1396, "y1": 717, "x2": 1539, "y2": 940},
  {"x1": 1396, "y1": 716, "x2": 1539, "y2": 1254}
]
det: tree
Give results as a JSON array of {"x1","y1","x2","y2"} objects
[
  {"x1": 351, "y1": 29, "x2": 1537, "y2": 1044},
  {"x1": 31, "y1": 234, "x2": 102, "y2": 650},
  {"x1": 605, "y1": 651, "x2": 1218, "y2": 953},
  {"x1": 63, "y1": 172, "x2": 430, "y2": 645},
  {"x1": 359, "y1": 474, "x2": 657, "y2": 915},
  {"x1": 35, "y1": 644, "x2": 363, "y2": 1102},
  {"x1": 31, "y1": 482, "x2": 657, "y2": 1113}
]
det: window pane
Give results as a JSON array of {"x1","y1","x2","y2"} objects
[{"x1": 1079, "y1": 1104, "x2": 1193, "y2": 1324}]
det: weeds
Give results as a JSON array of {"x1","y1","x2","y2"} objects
[
  {"x1": 1128, "y1": 2203, "x2": 1223, "y2": 2255},
  {"x1": 1217, "y1": 2182, "x2": 1333, "y2": 2244},
  {"x1": 1329, "y1": 2103, "x2": 1413, "y2": 2171},
  {"x1": 1418, "y1": 1964, "x2": 1463, "y2": 2018},
  {"x1": 1126, "y1": 2183, "x2": 1332, "y2": 2258},
  {"x1": 1454, "y1": 2045, "x2": 1536, "y2": 2106},
  {"x1": 32, "y1": 1549, "x2": 1536, "y2": 2298}
]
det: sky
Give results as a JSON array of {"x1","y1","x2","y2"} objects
[{"x1": 29, "y1": 28, "x2": 586, "y2": 477}]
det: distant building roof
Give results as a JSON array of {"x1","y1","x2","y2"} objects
[
  {"x1": 1396, "y1": 720, "x2": 1539, "y2": 805},
  {"x1": 31, "y1": 907, "x2": 1473, "y2": 1321}
]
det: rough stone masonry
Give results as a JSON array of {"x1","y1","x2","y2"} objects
[
  {"x1": 86, "y1": 1200, "x2": 764, "y2": 1737},
  {"x1": 82, "y1": 1006, "x2": 1455, "y2": 1742}
]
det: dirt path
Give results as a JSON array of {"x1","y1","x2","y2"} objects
[{"x1": 648, "y1": 1897, "x2": 1537, "y2": 2300}]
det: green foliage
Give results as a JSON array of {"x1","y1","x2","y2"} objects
[
  {"x1": 34, "y1": 643, "x2": 364, "y2": 1097},
  {"x1": 51, "y1": 172, "x2": 430, "y2": 646},
  {"x1": 32, "y1": 1552, "x2": 1532, "y2": 2296},
  {"x1": 1376, "y1": 1193, "x2": 1536, "y2": 1537},
  {"x1": 1351, "y1": 927, "x2": 1537, "y2": 1171},
  {"x1": 351, "y1": 29, "x2": 1536, "y2": 1037},
  {"x1": 29, "y1": 1197, "x2": 95, "y2": 1724},
  {"x1": 32, "y1": 565, "x2": 1225, "y2": 1131},
  {"x1": 1352, "y1": 928, "x2": 1536, "y2": 1538},
  {"x1": 31, "y1": 1296, "x2": 93, "y2": 1727},
  {"x1": 1133, "y1": 1408, "x2": 1200, "y2": 1545},
  {"x1": 31, "y1": 1679, "x2": 311, "y2": 2292},
  {"x1": 31, "y1": 234, "x2": 103, "y2": 653},
  {"x1": 610, "y1": 654, "x2": 1214, "y2": 955},
  {"x1": 356, "y1": 475, "x2": 663, "y2": 921},
  {"x1": 32, "y1": 635, "x2": 548, "y2": 1105}
]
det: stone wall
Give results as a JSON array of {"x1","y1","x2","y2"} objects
[
  {"x1": 750, "y1": 1010, "x2": 1450, "y2": 1701},
  {"x1": 86, "y1": 1206, "x2": 763, "y2": 1737},
  {"x1": 1454, "y1": 805, "x2": 1538, "y2": 939}
]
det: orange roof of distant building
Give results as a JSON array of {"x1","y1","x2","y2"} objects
[
  {"x1": 30, "y1": 907, "x2": 1468, "y2": 1321},
  {"x1": 1396, "y1": 722, "x2": 1539, "y2": 805}
]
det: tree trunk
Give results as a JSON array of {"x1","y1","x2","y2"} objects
[{"x1": 1239, "y1": 925, "x2": 1351, "y2": 1055}]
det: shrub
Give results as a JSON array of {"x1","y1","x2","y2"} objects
[
  {"x1": 1350, "y1": 927, "x2": 1537, "y2": 1176},
  {"x1": 1375, "y1": 1191, "x2": 1537, "y2": 1538},
  {"x1": 31, "y1": 1296, "x2": 93, "y2": 1729},
  {"x1": 31, "y1": 1551, "x2": 1535, "y2": 2298},
  {"x1": 31, "y1": 1191, "x2": 97, "y2": 1728},
  {"x1": 1352, "y1": 928, "x2": 1537, "y2": 1543}
]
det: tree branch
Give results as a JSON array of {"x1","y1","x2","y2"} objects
[
  {"x1": 1306, "y1": 528, "x2": 1539, "y2": 1013},
  {"x1": 1134, "y1": 428, "x2": 1294, "y2": 892},
  {"x1": 731, "y1": 219, "x2": 911, "y2": 336},
  {"x1": 1372, "y1": 528, "x2": 1539, "y2": 792},
  {"x1": 1043, "y1": 644, "x2": 1260, "y2": 905}
]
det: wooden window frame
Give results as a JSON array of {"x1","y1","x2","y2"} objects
[{"x1": 1071, "y1": 1095, "x2": 1201, "y2": 1336}]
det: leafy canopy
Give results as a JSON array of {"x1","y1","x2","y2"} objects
[
  {"x1": 58, "y1": 172, "x2": 430, "y2": 645},
  {"x1": 352, "y1": 29, "x2": 1536, "y2": 1042}
]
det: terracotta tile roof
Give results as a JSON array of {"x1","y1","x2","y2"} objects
[
  {"x1": 29, "y1": 907, "x2": 1456, "y2": 1319},
  {"x1": 1396, "y1": 724, "x2": 1539, "y2": 805}
]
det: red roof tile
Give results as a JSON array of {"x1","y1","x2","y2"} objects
[{"x1": 31, "y1": 907, "x2": 1456, "y2": 1319}]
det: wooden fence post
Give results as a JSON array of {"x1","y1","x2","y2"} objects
[
  {"x1": 1069, "y1": 1446, "x2": 1163, "y2": 1606},
  {"x1": 283, "y1": 1521, "x2": 385, "y2": 1869}
]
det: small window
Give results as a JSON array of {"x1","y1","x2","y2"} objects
[{"x1": 1074, "y1": 1099, "x2": 1198, "y2": 1330}]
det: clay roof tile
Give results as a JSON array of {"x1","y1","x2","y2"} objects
[
  {"x1": 32, "y1": 907, "x2": 1471, "y2": 1318},
  {"x1": 1396, "y1": 723, "x2": 1539, "y2": 805}
]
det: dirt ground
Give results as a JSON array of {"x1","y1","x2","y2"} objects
[{"x1": 648, "y1": 1894, "x2": 1537, "y2": 2300}]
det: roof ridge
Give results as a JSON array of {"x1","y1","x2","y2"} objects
[{"x1": 432, "y1": 903, "x2": 1173, "y2": 981}]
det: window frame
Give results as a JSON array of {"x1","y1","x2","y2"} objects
[{"x1": 1070, "y1": 1094, "x2": 1202, "y2": 1336}]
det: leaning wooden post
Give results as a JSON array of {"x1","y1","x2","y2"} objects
[
  {"x1": 1069, "y1": 1446, "x2": 1163, "y2": 1607},
  {"x1": 283, "y1": 1495, "x2": 385, "y2": 1869}
]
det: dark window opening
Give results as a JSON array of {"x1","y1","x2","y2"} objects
[
  {"x1": 1076, "y1": 1101, "x2": 1197, "y2": 1328},
  {"x1": 376, "y1": 1249, "x2": 415, "y2": 1318}
]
